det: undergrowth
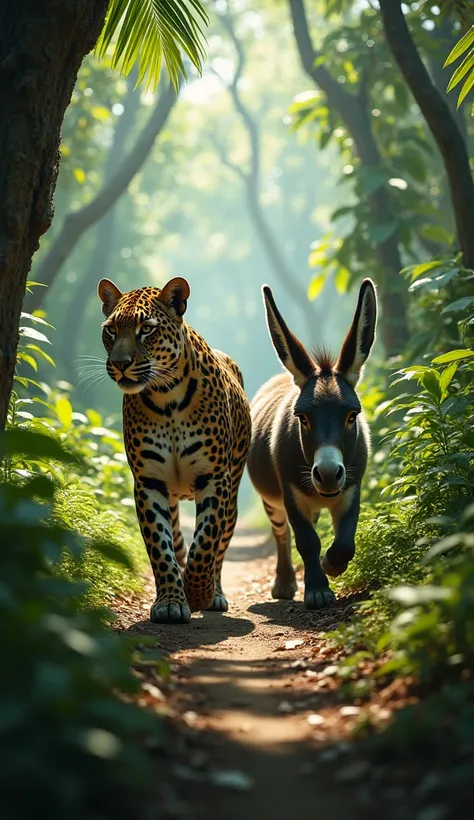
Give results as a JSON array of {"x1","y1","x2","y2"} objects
[
  {"x1": 1, "y1": 298, "x2": 166, "y2": 820},
  {"x1": 7, "y1": 295, "x2": 147, "y2": 609},
  {"x1": 322, "y1": 260, "x2": 474, "y2": 795}
]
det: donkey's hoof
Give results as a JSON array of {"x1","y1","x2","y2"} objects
[
  {"x1": 150, "y1": 601, "x2": 191, "y2": 624},
  {"x1": 321, "y1": 554, "x2": 348, "y2": 578},
  {"x1": 205, "y1": 592, "x2": 229, "y2": 612},
  {"x1": 304, "y1": 587, "x2": 336, "y2": 609},
  {"x1": 271, "y1": 578, "x2": 297, "y2": 600}
]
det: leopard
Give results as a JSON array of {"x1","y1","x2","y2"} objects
[{"x1": 97, "y1": 276, "x2": 251, "y2": 625}]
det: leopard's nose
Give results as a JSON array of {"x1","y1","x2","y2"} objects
[{"x1": 111, "y1": 354, "x2": 133, "y2": 373}]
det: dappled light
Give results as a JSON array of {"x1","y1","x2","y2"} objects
[{"x1": 1, "y1": 1, "x2": 474, "y2": 819}]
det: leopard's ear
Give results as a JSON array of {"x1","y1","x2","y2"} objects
[
  {"x1": 98, "y1": 279, "x2": 123, "y2": 317},
  {"x1": 157, "y1": 277, "x2": 190, "y2": 317}
]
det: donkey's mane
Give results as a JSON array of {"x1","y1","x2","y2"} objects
[{"x1": 311, "y1": 347, "x2": 336, "y2": 374}]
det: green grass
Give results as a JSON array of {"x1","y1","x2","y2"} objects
[{"x1": 53, "y1": 479, "x2": 147, "y2": 609}]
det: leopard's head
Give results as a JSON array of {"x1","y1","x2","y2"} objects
[{"x1": 97, "y1": 277, "x2": 189, "y2": 394}]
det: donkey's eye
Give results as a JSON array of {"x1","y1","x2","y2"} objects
[
  {"x1": 347, "y1": 411, "x2": 358, "y2": 427},
  {"x1": 296, "y1": 413, "x2": 309, "y2": 429},
  {"x1": 104, "y1": 326, "x2": 116, "y2": 339}
]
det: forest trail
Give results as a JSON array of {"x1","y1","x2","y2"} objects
[{"x1": 115, "y1": 523, "x2": 383, "y2": 820}]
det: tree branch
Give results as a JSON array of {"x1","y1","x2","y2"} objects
[
  {"x1": 287, "y1": 0, "x2": 408, "y2": 354},
  {"x1": 62, "y1": 69, "x2": 142, "y2": 366},
  {"x1": 29, "y1": 79, "x2": 178, "y2": 312},
  {"x1": 379, "y1": 0, "x2": 474, "y2": 269},
  {"x1": 215, "y1": 9, "x2": 319, "y2": 343}
]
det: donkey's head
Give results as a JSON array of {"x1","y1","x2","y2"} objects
[{"x1": 262, "y1": 279, "x2": 377, "y2": 498}]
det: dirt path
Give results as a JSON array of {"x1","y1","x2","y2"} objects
[{"x1": 115, "y1": 526, "x2": 384, "y2": 820}]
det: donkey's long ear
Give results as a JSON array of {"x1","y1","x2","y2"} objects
[
  {"x1": 336, "y1": 278, "x2": 377, "y2": 387},
  {"x1": 262, "y1": 286, "x2": 315, "y2": 388},
  {"x1": 158, "y1": 277, "x2": 190, "y2": 317},
  {"x1": 98, "y1": 279, "x2": 123, "y2": 317}
]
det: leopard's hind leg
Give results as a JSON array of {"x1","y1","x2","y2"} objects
[
  {"x1": 205, "y1": 459, "x2": 245, "y2": 612},
  {"x1": 170, "y1": 497, "x2": 187, "y2": 569}
]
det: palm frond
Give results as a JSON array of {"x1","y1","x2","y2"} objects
[
  {"x1": 96, "y1": 0, "x2": 209, "y2": 91},
  {"x1": 444, "y1": 25, "x2": 474, "y2": 111}
]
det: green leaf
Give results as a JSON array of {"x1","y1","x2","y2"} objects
[
  {"x1": 56, "y1": 396, "x2": 73, "y2": 430},
  {"x1": 441, "y1": 296, "x2": 474, "y2": 314},
  {"x1": 93, "y1": 540, "x2": 134, "y2": 570},
  {"x1": 17, "y1": 353, "x2": 38, "y2": 371},
  {"x1": 73, "y1": 168, "x2": 86, "y2": 184},
  {"x1": 439, "y1": 362, "x2": 457, "y2": 395},
  {"x1": 90, "y1": 105, "x2": 112, "y2": 122},
  {"x1": 368, "y1": 221, "x2": 397, "y2": 244},
  {"x1": 446, "y1": 46, "x2": 474, "y2": 92},
  {"x1": 418, "y1": 224, "x2": 453, "y2": 245},
  {"x1": 20, "y1": 313, "x2": 55, "y2": 329},
  {"x1": 432, "y1": 349, "x2": 474, "y2": 364},
  {"x1": 330, "y1": 205, "x2": 355, "y2": 221},
  {"x1": 96, "y1": 0, "x2": 209, "y2": 91},
  {"x1": 24, "y1": 344, "x2": 55, "y2": 367},
  {"x1": 400, "y1": 260, "x2": 444, "y2": 280},
  {"x1": 444, "y1": 26, "x2": 474, "y2": 67},
  {"x1": 334, "y1": 265, "x2": 350, "y2": 294},
  {"x1": 387, "y1": 584, "x2": 451, "y2": 605},
  {"x1": 0, "y1": 430, "x2": 78, "y2": 464},
  {"x1": 86, "y1": 409, "x2": 103, "y2": 426},
  {"x1": 421, "y1": 368, "x2": 442, "y2": 401},
  {"x1": 356, "y1": 166, "x2": 390, "y2": 195},
  {"x1": 19, "y1": 327, "x2": 51, "y2": 344},
  {"x1": 308, "y1": 274, "x2": 326, "y2": 301},
  {"x1": 457, "y1": 66, "x2": 474, "y2": 107}
]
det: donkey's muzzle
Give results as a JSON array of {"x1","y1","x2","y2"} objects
[{"x1": 312, "y1": 446, "x2": 345, "y2": 496}]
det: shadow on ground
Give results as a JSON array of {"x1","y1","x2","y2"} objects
[{"x1": 125, "y1": 611, "x2": 255, "y2": 653}]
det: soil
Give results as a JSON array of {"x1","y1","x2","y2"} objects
[{"x1": 113, "y1": 523, "x2": 448, "y2": 820}]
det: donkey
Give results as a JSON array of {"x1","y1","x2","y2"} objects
[{"x1": 247, "y1": 279, "x2": 377, "y2": 609}]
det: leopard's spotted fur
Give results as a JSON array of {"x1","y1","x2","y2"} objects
[{"x1": 98, "y1": 277, "x2": 251, "y2": 624}]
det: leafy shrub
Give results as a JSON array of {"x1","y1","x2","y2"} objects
[
  {"x1": 0, "y1": 430, "x2": 160, "y2": 820},
  {"x1": 6, "y1": 296, "x2": 147, "y2": 609}
]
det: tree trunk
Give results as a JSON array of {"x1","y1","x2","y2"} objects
[
  {"x1": 288, "y1": 0, "x2": 408, "y2": 356},
  {"x1": 0, "y1": 0, "x2": 108, "y2": 430},
  {"x1": 379, "y1": 0, "x2": 474, "y2": 270},
  {"x1": 66, "y1": 72, "x2": 141, "y2": 365},
  {"x1": 27, "y1": 79, "x2": 177, "y2": 313}
]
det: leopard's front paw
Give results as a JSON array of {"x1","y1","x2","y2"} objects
[
  {"x1": 205, "y1": 589, "x2": 229, "y2": 612},
  {"x1": 150, "y1": 599, "x2": 191, "y2": 624}
]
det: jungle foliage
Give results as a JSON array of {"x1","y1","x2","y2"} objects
[{"x1": 1, "y1": 0, "x2": 474, "y2": 816}]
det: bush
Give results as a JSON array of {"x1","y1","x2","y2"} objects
[
  {"x1": 8, "y1": 300, "x2": 148, "y2": 609},
  {"x1": 0, "y1": 430, "x2": 160, "y2": 820}
]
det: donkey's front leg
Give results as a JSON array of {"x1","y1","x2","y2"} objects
[
  {"x1": 322, "y1": 486, "x2": 361, "y2": 578},
  {"x1": 284, "y1": 493, "x2": 336, "y2": 609},
  {"x1": 184, "y1": 471, "x2": 230, "y2": 612}
]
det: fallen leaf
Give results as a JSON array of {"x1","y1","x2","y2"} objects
[
  {"x1": 339, "y1": 705, "x2": 360, "y2": 717},
  {"x1": 285, "y1": 639, "x2": 304, "y2": 650},
  {"x1": 321, "y1": 665, "x2": 339, "y2": 676},
  {"x1": 142, "y1": 682, "x2": 164, "y2": 701},
  {"x1": 307, "y1": 713, "x2": 325, "y2": 726}
]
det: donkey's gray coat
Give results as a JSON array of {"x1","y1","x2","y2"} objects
[{"x1": 247, "y1": 279, "x2": 377, "y2": 608}]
